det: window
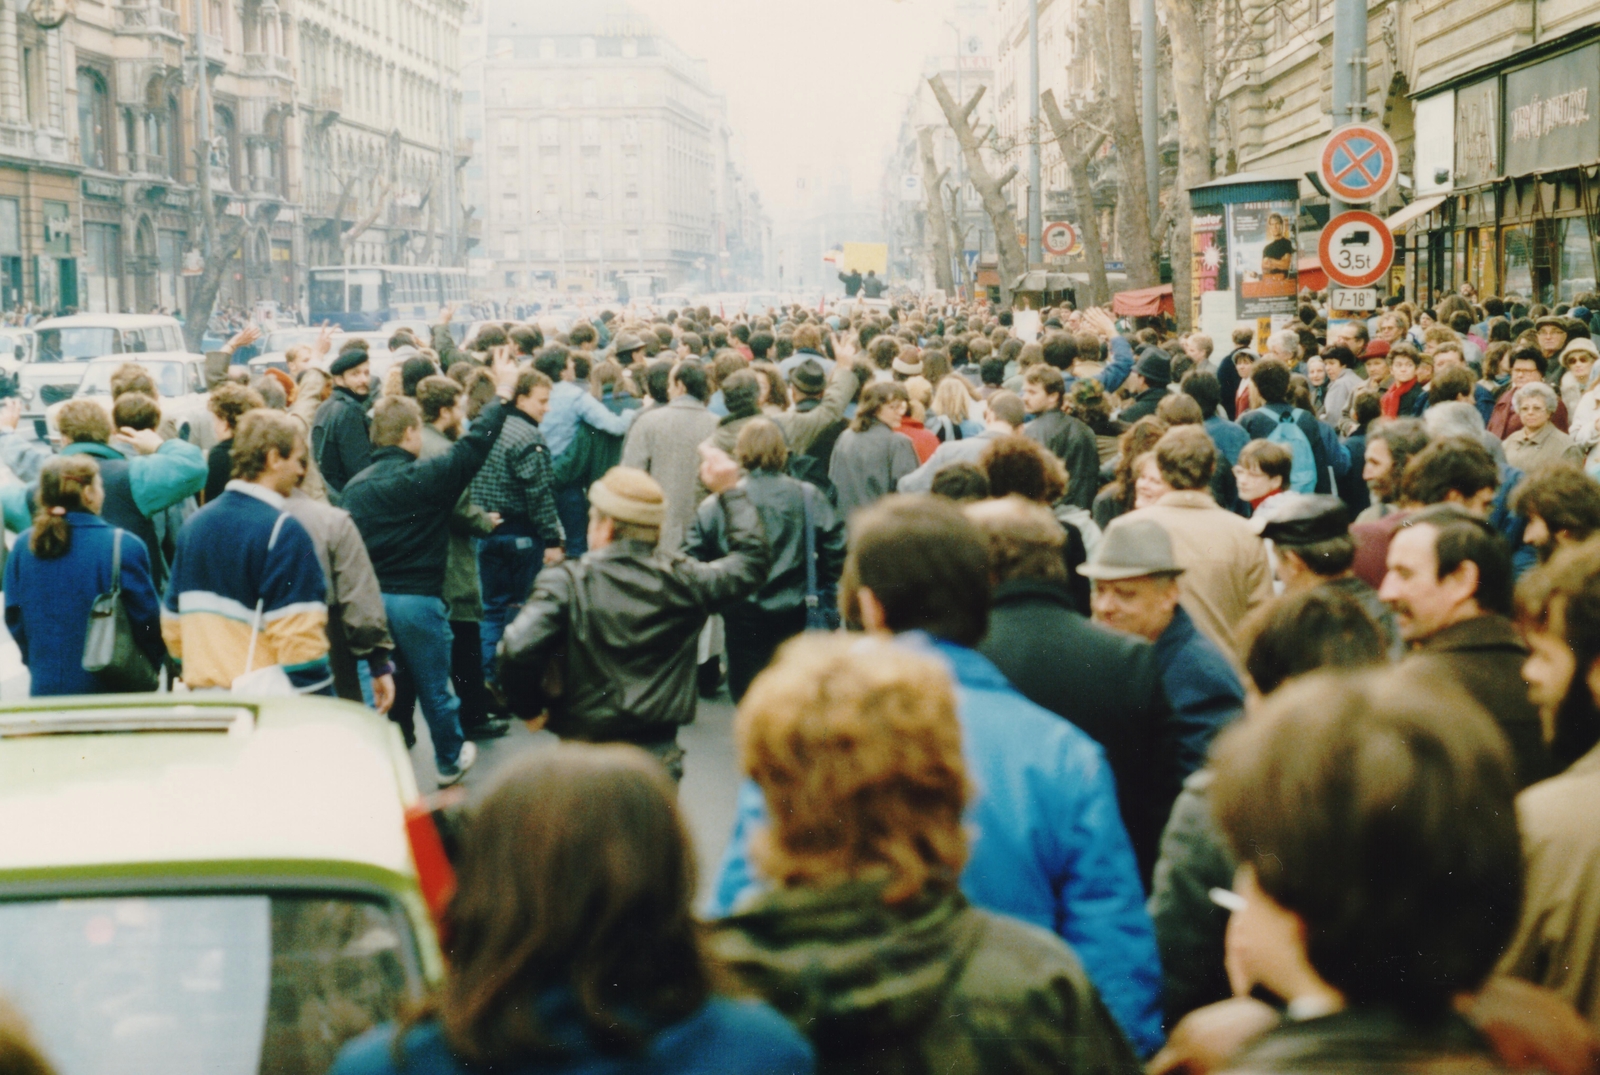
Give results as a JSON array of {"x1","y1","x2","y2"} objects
[
  {"x1": 581, "y1": 79, "x2": 597, "y2": 107},
  {"x1": 544, "y1": 229, "x2": 560, "y2": 258},
  {"x1": 77, "y1": 69, "x2": 111, "y2": 170},
  {"x1": 622, "y1": 118, "x2": 639, "y2": 145},
  {"x1": 580, "y1": 118, "x2": 600, "y2": 145},
  {"x1": 0, "y1": 894, "x2": 415, "y2": 1075},
  {"x1": 0, "y1": 199, "x2": 18, "y2": 255},
  {"x1": 622, "y1": 78, "x2": 638, "y2": 107},
  {"x1": 541, "y1": 148, "x2": 559, "y2": 176},
  {"x1": 584, "y1": 229, "x2": 600, "y2": 257},
  {"x1": 1560, "y1": 217, "x2": 1595, "y2": 302},
  {"x1": 503, "y1": 230, "x2": 520, "y2": 258},
  {"x1": 623, "y1": 149, "x2": 639, "y2": 175},
  {"x1": 625, "y1": 230, "x2": 640, "y2": 258},
  {"x1": 500, "y1": 191, "x2": 518, "y2": 218},
  {"x1": 539, "y1": 118, "x2": 558, "y2": 145},
  {"x1": 579, "y1": 36, "x2": 595, "y2": 59},
  {"x1": 538, "y1": 37, "x2": 555, "y2": 59},
  {"x1": 21, "y1": 47, "x2": 42, "y2": 125},
  {"x1": 622, "y1": 37, "x2": 637, "y2": 58}
]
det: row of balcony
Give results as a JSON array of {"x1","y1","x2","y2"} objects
[
  {"x1": 0, "y1": 123, "x2": 73, "y2": 164},
  {"x1": 113, "y1": 3, "x2": 182, "y2": 35}
]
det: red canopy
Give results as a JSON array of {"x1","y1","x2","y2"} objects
[
  {"x1": 1298, "y1": 256, "x2": 1326, "y2": 292},
  {"x1": 1112, "y1": 284, "x2": 1175, "y2": 318}
]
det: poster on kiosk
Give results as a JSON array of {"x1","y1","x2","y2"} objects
[{"x1": 1227, "y1": 201, "x2": 1300, "y2": 320}]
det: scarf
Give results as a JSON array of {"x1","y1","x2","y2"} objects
[{"x1": 1381, "y1": 378, "x2": 1416, "y2": 419}]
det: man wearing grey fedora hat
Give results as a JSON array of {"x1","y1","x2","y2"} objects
[{"x1": 1081, "y1": 516, "x2": 1244, "y2": 790}]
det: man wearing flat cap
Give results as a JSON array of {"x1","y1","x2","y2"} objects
[
  {"x1": 496, "y1": 450, "x2": 770, "y2": 780},
  {"x1": 1253, "y1": 493, "x2": 1399, "y2": 655}
]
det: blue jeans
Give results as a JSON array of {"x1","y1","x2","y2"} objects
[
  {"x1": 555, "y1": 484, "x2": 589, "y2": 558},
  {"x1": 381, "y1": 593, "x2": 463, "y2": 769},
  {"x1": 478, "y1": 532, "x2": 545, "y2": 688}
]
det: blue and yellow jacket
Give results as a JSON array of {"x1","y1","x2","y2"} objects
[{"x1": 162, "y1": 481, "x2": 332, "y2": 692}]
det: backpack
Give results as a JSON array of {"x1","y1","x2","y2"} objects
[{"x1": 1266, "y1": 408, "x2": 1318, "y2": 493}]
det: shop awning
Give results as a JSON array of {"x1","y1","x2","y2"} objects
[
  {"x1": 1298, "y1": 256, "x2": 1327, "y2": 292},
  {"x1": 1384, "y1": 195, "x2": 1447, "y2": 234},
  {"x1": 1112, "y1": 284, "x2": 1175, "y2": 318}
]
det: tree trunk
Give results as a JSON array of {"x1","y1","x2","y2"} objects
[
  {"x1": 928, "y1": 74, "x2": 1027, "y2": 303},
  {"x1": 947, "y1": 185, "x2": 973, "y2": 298},
  {"x1": 1040, "y1": 91, "x2": 1111, "y2": 308},
  {"x1": 182, "y1": 117, "x2": 249, "y2": 352},
  {"x1": 917, "y1": 128, "x2": 956, "y2": 294},
  {"x1": 1163, "y1": 0, "x2": 1214, "y2": 330},
  {"x1": 1104, "y1": 0, "x2": 1159, "y2": 288}
]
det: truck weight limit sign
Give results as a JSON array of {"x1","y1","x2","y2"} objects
[
  {"x1": 1318, "y1": 210, "x2": 1393, "y2": 289},
  {"x1": 1043, "y1": 221, "x2": 1079, "y2": 257}
]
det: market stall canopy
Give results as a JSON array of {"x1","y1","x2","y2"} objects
[
  {"x1": 1384, "y1": 195, "x2": 1447, "y2": 234},
  {"x1": 1011, "y1": 271, "x2": 1079, "y2": 292},
  {"x1": 1299, "y1": 256, "x2": 1327, "y2": 292},
  {"x1": 1112, "y1": 284, "x2": 1176, "y2": 318}
]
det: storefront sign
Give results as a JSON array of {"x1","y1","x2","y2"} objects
[
  {"x1": 1190, "y1": 210, "x2": 1228, "y2": 327},
  {"x1": 1415, "y1": 93, "x2": 1456, "y2": 194},
  {"x1": 162, "y1": 190, "x2": 191, "y2": 210},
  {"x1": 1504, "y1": 44, "x2": 1600, "y2": 176},
  {"x1": 81, "y1": 178, "x2": 120, "y2": 201},
  {"x1": 1456, "y1": 78, "x2": 1500, "y2": 186},
  {"x1": 1227, "y1": 201, "x2": 1298, "y2": 319}
]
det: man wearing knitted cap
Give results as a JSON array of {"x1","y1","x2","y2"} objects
[
  {"x1": 496, "y1": 448, "x2": 770, "y2": 780},
  {"x1": 312, "y1": 341, "x2": 375, "y2": 501}
]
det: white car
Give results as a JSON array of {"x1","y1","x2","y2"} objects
[
  {"x1": 0, "y1": 326, "x2": 35, "y2": 366},
  {"x1": 22, "y1": 314, "x2": 187, "y2": 422},
  {"x1": 43, "y1": 352, "x2": 211, "y2": 443}
]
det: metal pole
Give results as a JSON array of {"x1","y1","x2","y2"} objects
[
  {"x1": 435, "y1": 28, "x2": 458, "y2": 266},
  {"x1": 192, "y1": 0, "x2": 211, "y2": 258},
  {"x1": 1027, "y1": 0, "x2": 1041, "y2": 266},
  {"x1": 947, "y1": 19, "x2": 966, "y2": 297},
  {"x1": 1142, "y1": 0, "x2": 1159, "y2": 227},
  {"x1": 1329, "y1": 0, "x2": 1367, "y2": 216}
]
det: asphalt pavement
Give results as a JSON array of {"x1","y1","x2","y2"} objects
[{"x1": 402, "y1": 687, "x2": 745, "y2": 897}]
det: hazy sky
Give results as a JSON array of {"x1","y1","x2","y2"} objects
[{"x1": 629, "y1": 0, "x2": 959, "y2": 216}]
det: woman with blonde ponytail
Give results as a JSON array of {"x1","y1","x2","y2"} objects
[{"x1": 4, "y1": 455, "x2": 163, "y2": 695}]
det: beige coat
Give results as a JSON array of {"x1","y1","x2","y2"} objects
[
  {"x1": 1499, "y1": 743, "x2": 1600, "y2": 1031},
  {"x1": 288, "y1": 368, "x2": 330, "y2": 502},
  {"x1": 1124, "y1": 490, "x2": 1273, "y2": 659}
]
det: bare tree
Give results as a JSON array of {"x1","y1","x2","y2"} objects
[
  {"x1": 1040, "y1": 91, "x2": 1111, "y2": 308},
  {"x1": 318, "y1": 171, "x2": 395, "y2": 253},
  {"x1": 927, "y1": 74, "x2": 1026, "y2": 302},
  {"x1": 1103, "y1": 0, "x2": 1159, "y2": 289},
  {"x1": 945, "y1": 184, "x2": 974, "y2": 297},
  {"x1": 182, "y1": 133, "x2": 253, "y2": 352},
  {"x1": 917, "y1": 128, "x2": 956, "y2": 294}
]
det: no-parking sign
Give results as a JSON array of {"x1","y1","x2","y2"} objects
[{"x1": 1319, "y1": 125, "x2": 1399, "y2": 204}]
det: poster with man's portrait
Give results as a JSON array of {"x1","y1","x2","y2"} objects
[{"x1": 1228, "y1": 201, "x2": 1299, "y2": 319}]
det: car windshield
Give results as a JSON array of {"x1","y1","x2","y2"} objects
[
  {"x1": 36, "y1": 328, "x2": 116, "y2": 363},
  {"x1": 77, "y1": 362, "x2": 187, "y2": 398},
  {"x1": 0, "y1": 893, "x2": 414, "y2": 1075}
]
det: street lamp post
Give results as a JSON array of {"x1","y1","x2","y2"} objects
[
  {"x1": 1027, "y1": 0, "x2": 1042, "y2": 267},
  {"x1": 945, "y1": 18, "x2": 967, "y2": 297},
  {"x1": 1142, "y1": 0, "x2": 1159, "y2": 228}
]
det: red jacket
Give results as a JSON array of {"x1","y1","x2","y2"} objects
[{"x1": 899, "y1": 417, "x2": 941, "y2": 463}]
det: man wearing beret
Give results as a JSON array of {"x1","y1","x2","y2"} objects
[
  {"x1": 312, "y1": 341, "x2": 376, "y2": 502},
  {"x1": 496, "y1": 451, "x2": 770, "y2": 780}
]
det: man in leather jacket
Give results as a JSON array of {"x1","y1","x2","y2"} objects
[{"x1": 496, "y1": 447, "x2": 769, "y2": 779}]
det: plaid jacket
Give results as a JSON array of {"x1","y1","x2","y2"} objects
[{"x1": 469, "y1": 409, "x2": 565, "y2": 548}]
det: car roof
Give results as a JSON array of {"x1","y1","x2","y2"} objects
[
  {"x1": 34, "y1": 315, "x2": 182, "y2": 329},
  {"x1": 0, "y1": 696, "x2": 422, "y2": 882},
  {"x1": 83, "y1": 351, "x2": 201, "y2": 363}
]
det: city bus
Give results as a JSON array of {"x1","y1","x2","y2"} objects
[{"x1": 307, "y1": 265, "x2": 470, "y2": 330}]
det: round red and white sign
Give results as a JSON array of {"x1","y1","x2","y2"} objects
[
  {"x1": 1043, "y1": 221, "x2": 1078, "y2": 257},
  {"x1": 1318, "y1": 210, "x2": 1394, "y2": 289},
  {"x1": 1319, "y1": 125, "x2": 1399, "y2": 204}
]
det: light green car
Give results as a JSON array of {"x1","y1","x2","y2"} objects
[{"x1": 0, "y1": 695, "x2": 446, "y2": 1075}]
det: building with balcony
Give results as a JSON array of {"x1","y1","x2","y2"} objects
[{"x1": 465, "y1": 0, "x2": 768, "y2": 298}]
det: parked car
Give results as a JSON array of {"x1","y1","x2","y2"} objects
[
  {"x1": 0, "y1": 326, "x2": 35, "y2": 366},
  {"x1": 42, "y1": 352, "x2": 211, "y2": 442},
  {"x1": 0, "y1": 694, "x2": 445, "y2": 1075},
  {"x1": 21, "y1": 314, "x2": 187, "y2": 424}
]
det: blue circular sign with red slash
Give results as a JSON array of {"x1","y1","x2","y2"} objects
[{"x1": 1319, "y1": 124, "x2": 1399, "y2": 203}]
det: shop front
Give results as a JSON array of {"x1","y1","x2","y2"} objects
[
  {"x1": 0, "y1": 164, "x2": 80, "y2": 315},
  {"x1": 1404, "y1": 37, "x2": 1600, "y2": 307}
]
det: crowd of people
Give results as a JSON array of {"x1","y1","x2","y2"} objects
[{"x1": 2, "y1": 286, "x2": 1600, "y2": 1073}]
